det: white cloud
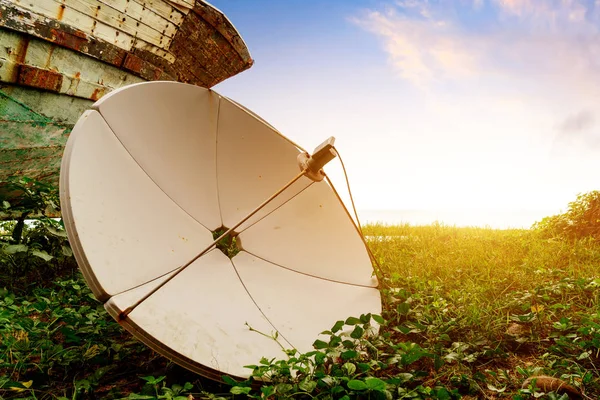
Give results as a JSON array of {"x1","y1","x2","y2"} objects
[
  {"x1": 352, "y1": 8, "x2": 482, "y2": 86},
  {"x1": 352, "y1": 0, "x2": 600, "y2": 96}
]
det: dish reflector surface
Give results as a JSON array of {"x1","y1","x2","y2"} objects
[{"x1": 60, "y1": 81, "x2": 381, "y2": 379}]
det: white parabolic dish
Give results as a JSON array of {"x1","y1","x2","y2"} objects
[{"x1": 59, "y1": 81, "x2": 382, "y2": 380}]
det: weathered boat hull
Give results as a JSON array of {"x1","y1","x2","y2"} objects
[{"x1": 0, "y1": 0, "x2": 253, "y2": 207}]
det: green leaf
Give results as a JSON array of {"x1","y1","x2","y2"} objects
[
  {"x1": 331, "y1": 386, "x2": 345, "y2": 395},
  {"x1": 274, "y1": 383, "x2": 293, "y2": 394},
  {"x1": 320, "y1": 376, "x2": 337, "y2": 387},
  {"x1": 341, "y1": 350, "x2": 358, "y2": 360},
  {"x1": 350, "y1": 325, "x2": 364, "y2": 339},
  {"x1": 4, "y1": 244, "x2": 28, "y2": 254},
  {"x1": 46, "y1": 226, "x2": 68, "y2": 237},
  {"x1": 357, "y1": 362, "x2": 371, "y2": 372},
  {"x1": 2, "y1": 201, "x2": 10, "y2": 209},
  {"x1": 345, "y1": 317, "x2": 362, "y2": 325},
  {"x1": 342, "y1": 362, "x2": 356, "y2": 375},
  {"x1": 313, "y1": 339, "x2": 329, "y2": 349},
  {"x1": 360, "y1": 313, "x2": 372, "y2": 323},
  {"x1": 397, "y1": 302, "x2": 410, "y2": 315},
  {"x1": 347, "y1": 380, "x2": 367, "y2": 390},
  {"x1": 396, "y1": 373, "x2": 414, "y2": 383},
  {"x1": 372, "y1": 314, "x2": 385, "y2": 324},
  {"x1": 140, "y1": 375, "x2": 165, "y2": 385},
  {"x1": 261, "y1": 386, "x2": 275, "y2": 397},
  {"x1": 31, "y1": 250, "x2": 53, "y2": 261},
  {"x1": 230, "y1": 386, "x2": 252, "y2": 395},
  {"x1": 62, "y1": 245, "x2": 73, "y2": 257},
  {"x1": 434, "y1": 387, "x2": 452, "y2": 399},
  {"x1": 329, "y1": 335, "x2": 342, "y2": 347},
  {"x1": 221, "y1": 375, "x2": 238, "y2": 386},
  {"x1": 314, "y1": 352, "x2": 326, "y2": 364},
  {"x1": 365, "y1": 377, "x2": 386, "y2": 391},
  {"x1": 331, "y1": 320, "x2": 345, "y2": 332},
  {"x1": 298, "y1": 379, "x2": 317, "y2": 393},
  {"x1": 127, "y1": 394, "x2": 155, "y2": 399},
  {"x1": 486, "y1": 384, "x2": 506, "y2": 393},
  {"x1": 259, "y1": 357, "x2": 271, "y2": 365},
  {"x1": 401, "y1": 346, "x2": 431, "y2": 366}
]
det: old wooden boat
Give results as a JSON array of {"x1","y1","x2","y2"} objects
[{"x1": 0, "y1": 0, "x2": 252, "y2": 208}]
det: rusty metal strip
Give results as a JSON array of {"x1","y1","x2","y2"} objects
[{"x1": 16, "y1": 65, "x2": 63, "y2": 92}]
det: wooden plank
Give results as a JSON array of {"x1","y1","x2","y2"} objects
[
  {"x1": 14, "y1": 0, "x2": 183, "y2": 54},
  {"x1": 96, "y1": 0, "x2": 183, "y2": 36},
  {"x1": 0, "y1": 0, "x2": 254, "y2": 89},
  {"x1": 0, "y1": 29, "x2": 22, "y2": 82},
  {"x1": 15, "y1": 0, "x2": 135, "y2": 50},
  {"x1": 0, "y1": 55, "x2": 105, "y2": 99},
  {"x1": 24, "y1": 36, "x2": 144, "y2": 90},
  {"x1": 0, "y1": 146, "x2": 64, "y2": 189},
  {"x1": 0, "y1": 29, "x2": 144, "y2": 100},
  {"x1": 56, "y1": 0, "x2": 178, "y2": 41},
  {"x1": 21, "y1": 0, "x2": 170, "y2": 50},
  {"x1": 0, "y1": 89, "x2": 59, "y2": 124},
  {"x1": 0, "y1": 89, "x2": 71, "y2": 192},
  {"x1": 193, "y1": 1, "x2": 252, "y2": 64},
  {"x1": 176, "y1": 11, "x2": 239, "y2": 78},
  {"x1": 134, "y1": 0, "x2": 188, "y2": 21},
  {"x1": 0, "y1": 85, "x2": 93, "y2": 124},
  {"x1": 133, "y1": 39, "x2": 175, "y2": 63},
  {"x1": 0, "y1": 121, "x2": 68, "y2": 150},
  {"x1": 0, "y1": 1, "x2": 128, "y2": 66},
  {"x1": 166, "y1": 0, "x2": 193, "y2": 11},
  {"x1": 122, "y1": 52, "x2": 161, "y2": 80},
  {"x1": 168, "y1": 41, "x2": 215, "y2": 86}
]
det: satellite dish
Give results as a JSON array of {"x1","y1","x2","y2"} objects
[{"x1": 59, "y1": 81, "x2": 381, "y2": 380}]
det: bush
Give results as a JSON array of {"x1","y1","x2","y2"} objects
[
  {"x1": 533, "y1": 191, "x2": 600, "y2": 240},
  {"x1": 0, "y1": 178, "x2": 76, "y2": 289}
]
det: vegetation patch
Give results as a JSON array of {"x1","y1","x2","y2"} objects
[{"x1": 0, "y1": 181, "x2": 599, "y2": 398}]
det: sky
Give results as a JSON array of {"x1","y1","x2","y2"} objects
[{"x1": 210, "y1": 0, "x2": 600, "y2": 228}]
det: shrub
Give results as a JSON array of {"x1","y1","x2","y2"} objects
[
  {"x1": 533, "y1": 191, "x2": 600, "y2": 241},
  {"x1": 0, "y1": 178, "x2": 76, "y2": 289}
]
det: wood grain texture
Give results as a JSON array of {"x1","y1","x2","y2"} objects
[{"x1": 0, "y1": 0, "x2": 253, "y2": 88}]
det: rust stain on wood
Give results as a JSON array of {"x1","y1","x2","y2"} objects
[
  {"x1": 44, "y1": 45, "x2": 55, "y2": 69},
  {"x1": 0, "y1": 4, "x2": 127, "y2": 66},
  {"x1": 14, "y1": 35, "x2": 29, "y2": 64},
  {"x1": 90, "y1": 87, "x2": 104, "y2": 101},
  {"x1": 0, "y1": 0, "x2": 253, "y2": 89},
  {"x1": 17, "y1": 65, "x2": 63, "y2": 92},
  {"x1": 57, "y1": 4, "x2": 66, "y2": 21},
  {"x1": 0, "y1": 0, "x2": 254, "y2": 92},
  {"x1": 122, "y1": 52, "x2": 161, "y2": 80}
]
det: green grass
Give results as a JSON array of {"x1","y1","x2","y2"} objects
[
  {"x1": 365, "y1": 223, "x2": 600, "y2": 398},
  {"x1": 1, "y1": 223, "x2": 600, "y2": 399}
]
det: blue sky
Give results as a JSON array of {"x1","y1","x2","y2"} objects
[{"x1": 211, "y1": 0, "x2": 600, "y2": 227}]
